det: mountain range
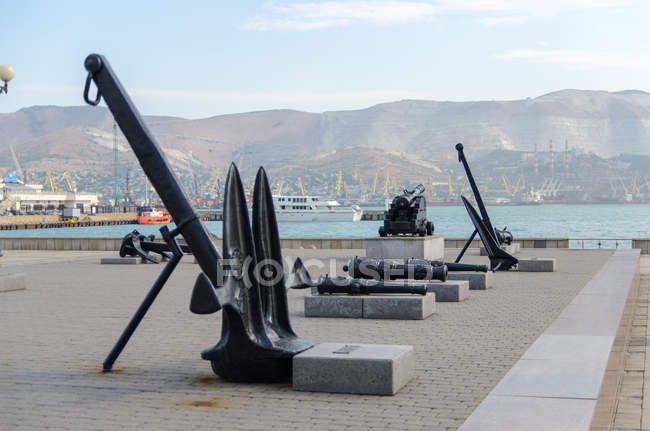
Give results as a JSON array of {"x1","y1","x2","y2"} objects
[{"x1": 0, "y1": 89, "x2": 649, "y2": 191}]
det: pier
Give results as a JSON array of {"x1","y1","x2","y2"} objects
[{"x1": 0, "y1": 210, "x2": 385, "y2": 230}]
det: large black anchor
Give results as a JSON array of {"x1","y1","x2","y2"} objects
[
  {"x1": 193, "y1": 164, "x2": 313, "y2": 380},
  {"x1": 84, "y1": 53, "x2": 311, "y2": 382},
  {"x1": 454, "y1": 143, "x2": 518, "y2": 271},
  {"x1": 119, "y1": 230, "x2": 193, "y2": 263}
]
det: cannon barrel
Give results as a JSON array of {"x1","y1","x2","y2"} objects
[
  {"x1": 407, "y1": 184, "x2": 425, "y2": 197},
  {"x1": 408, "y1": 258, "x2": 488, "y2": 273},
  {"x1": 344, "y1": 257, "x2": 448, "y2": 281},
  {"x1": 316, "y1": 276, "x2": 428, "y2": 295},
  {"x1": 392, "y1": 184, "x2": 425, "y2": 208}
]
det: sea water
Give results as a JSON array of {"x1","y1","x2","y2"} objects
[{"x1": 0, "y1": 205, "x2": 647, "y2": 246}]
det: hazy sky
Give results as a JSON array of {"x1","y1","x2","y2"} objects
[{"x1": 2, "y1": 0, "x2": 649, "y2": 118}]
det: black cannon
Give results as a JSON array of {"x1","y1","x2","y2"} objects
[
  {"x1": 455, "y1": 143, "x2": 517, "y2": 271},
  {"x1": 343, "y1": 257, "x2": 448, "y2": 281},
  {"x1": 379, "y1": 184, "x2": 434, "y2": 237},
  {"x1": 119, "y1": 230, "x2": 193, "y2": 263},
  {"x1": 83, "y1": 53, "x2": 312, "y2": 382},
  {"x1": 287, "y1": 257, "x2": 429, "y2": 295},
  {"x1": 406, "y1": 258, "x2": 488, "y2": 273},
  {"x1": 344, "y1": 256, "x2": 486, "y2": 279}
]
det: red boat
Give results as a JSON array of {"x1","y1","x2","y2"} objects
[{"x1": 137, "y1": 207, "x2": 172, "y2": 225}]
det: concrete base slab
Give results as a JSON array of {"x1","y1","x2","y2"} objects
[
  {"x1": 426, "y1": 280, "x2": 469, "y2": 302},
  {"x1": 364, "y1": 293, "x2": 435, "y2": 320},
  {"x1": 304, "y1": 294, "x2": 435, "y2": 320},
  {"x1": 480, "y1": 243, "x2": 519, "y2": 256},
  {"x1": 293, "y1": 343, "x2": 414, "y2": 395},
  {"x1": 100, "y1": 257, "x2": 142, "y2": 265},
  {"x1": 304, "y1": 295, "x2": 363, "y2": 318},
  {"x1": 0, "y1": 273, "x2": 26, "y2": 292},
  {"x1": 447, "y1": 272, "x2": 494, "y2": 290},
  {"x1": 366, "y1": 235, "x2": 444, "y2": 260},
  {"x1": 518, "y1": 258, "x2": 556, "y2": 272}
]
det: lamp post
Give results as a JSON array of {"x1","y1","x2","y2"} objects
[{"x1": 0, "y1": 65, "x2": 15, "y2": 94}]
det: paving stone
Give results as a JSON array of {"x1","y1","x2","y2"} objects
[
  {"x1": 426, "y1": 280, "x2": 469, "y2": 302},
  {"x1": 363, "y1": 293, "x2": 435, "y2": 320},
  {"x1": 517, "y1": 258, "x2": 556, "y2": 272},
  {"x1": 447, "y1": 272, "x2": 493, "y2": 290},
  {"x1": 0, "y1": 272, "x2": 26, "y2": 292},
  {"x1": 293, "y1": 343, "x2": 414, "y2": 395}
]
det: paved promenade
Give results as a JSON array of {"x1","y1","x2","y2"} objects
[{"x1": 0, "y1": 249, "x2": 614, "y2": 430}]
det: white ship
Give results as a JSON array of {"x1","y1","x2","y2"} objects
[{"x1": 273, "y1": 195, "x2": 363, "y2": 222}]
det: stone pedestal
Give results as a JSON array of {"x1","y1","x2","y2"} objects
[
  {"x1": 0, "y1": 273, "x2": 26, "y2": 292},
  {"x1": 518, "y1": 258, "x2": 556, "y2": 272},
  {"x1": 447, "y1": 272, "x2": 493, "y2": 290},
  {"x1": 480, "y1": 243, "x2": 519, "y2": 256},
  {"x1": 293, "y1": 343, "x2": 414, "y2": 395},
  {"x1": 366, "y1": 235, "x2": 444, "y2": 260},
  {"x1": 305, "y1": 295, "x2": 363, "y2": 318},
  {"x1": 426, "y1": 280, "x2": 469, "y2": 302},
  {"x1": 304, "y1": 293, "x2": 435, "y2": 320}
]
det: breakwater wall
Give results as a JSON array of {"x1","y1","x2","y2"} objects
[
  {"x1": 0, "y1": 236, "x2": 575, "y2": 251},
  {"x1": 0, "y1": 213, "x2": 138, "y2": 230},
  {"x1": 197, "y1": 210, "x2": 386, "y2": 222}
]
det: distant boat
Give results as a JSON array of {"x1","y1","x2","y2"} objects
[
  {"x1": 272, "y1": 195, "x2": 363, "y2": 222},
  {"x1": 137, "y1": 207, "x2": 172, "y2": 224}
]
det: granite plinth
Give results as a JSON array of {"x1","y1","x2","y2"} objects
[
  {"x1": 447, "y1": 272, "x2": 494, "y2": 290},
  {"x1": 518, "y1": 258, "x2": 556, "y2": 272},
  {"x1": 0, "y1": 273, "x2": 26, "y2": 292},
  {"x1": 293, "y1": 343, "x2": 414, "y2": 395},
  {"x1": 304, "y1": 294, "x2": 435, "y2": 320},
  {"x1": 426, "y1": 280, "x2": 469, "y2": 302},
  {"x1": 366, "y1": 235, "x2": 444, "y2": 260},
  {"x1": 304, "y1": 295, "x2": 363, "y2": 318}
]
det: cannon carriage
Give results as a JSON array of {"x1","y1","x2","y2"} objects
[{"x1": 379, "y1": 184, "x2": 434, "y2": 237}]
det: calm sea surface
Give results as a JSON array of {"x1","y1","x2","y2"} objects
[{"x1": 0, "y1": 205, "x2": 647, "y2": 243}]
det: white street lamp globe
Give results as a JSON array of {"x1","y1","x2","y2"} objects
[{"x1": 0, "y1": 65, "x2": 15, "y2": 82}]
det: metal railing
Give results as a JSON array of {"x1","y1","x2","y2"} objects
[{"x1": 570, "y1": 239, "x2": 633, "y2": 249}]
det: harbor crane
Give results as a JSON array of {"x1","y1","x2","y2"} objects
[
  {"x1": 619, "y1": 178, "x2": 629, "y2": 195},
  {"x1": 8, "y1": 144, "x2": 24, "y2": 182},
  {"x1": 297, "y1": 177, "x2": 306, "y2": 196},
  {"x1": 205, "y1": 168, "x2": 225, "y2": 198},
  {"x1": 501, "y1": 175, "x2": 522, "y2": 196},
  {"x1": 371, "y1": 172, "x2": 378, "y2": 194},
  {"x1": 60, "y1": 172, "x2": 77, "y2": 192},
  {"x1": 609, "y1": 178, "x2": 617, "y2": 197},
  {"x1": 43, "y1": 171, "x2": 57, "y2": 192},
  {"x1": 335, "y1": 169, "x2": 343, "y2": 196},
  {"x1": 382, "y1": 170, "x2": 390, "y2": 195},
  {"x1": 631, "y1": 172, "x2": 641, "y2": 196},
  {"x1": 274, "y1": 180, "x2": 284, "y2": 195}
]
